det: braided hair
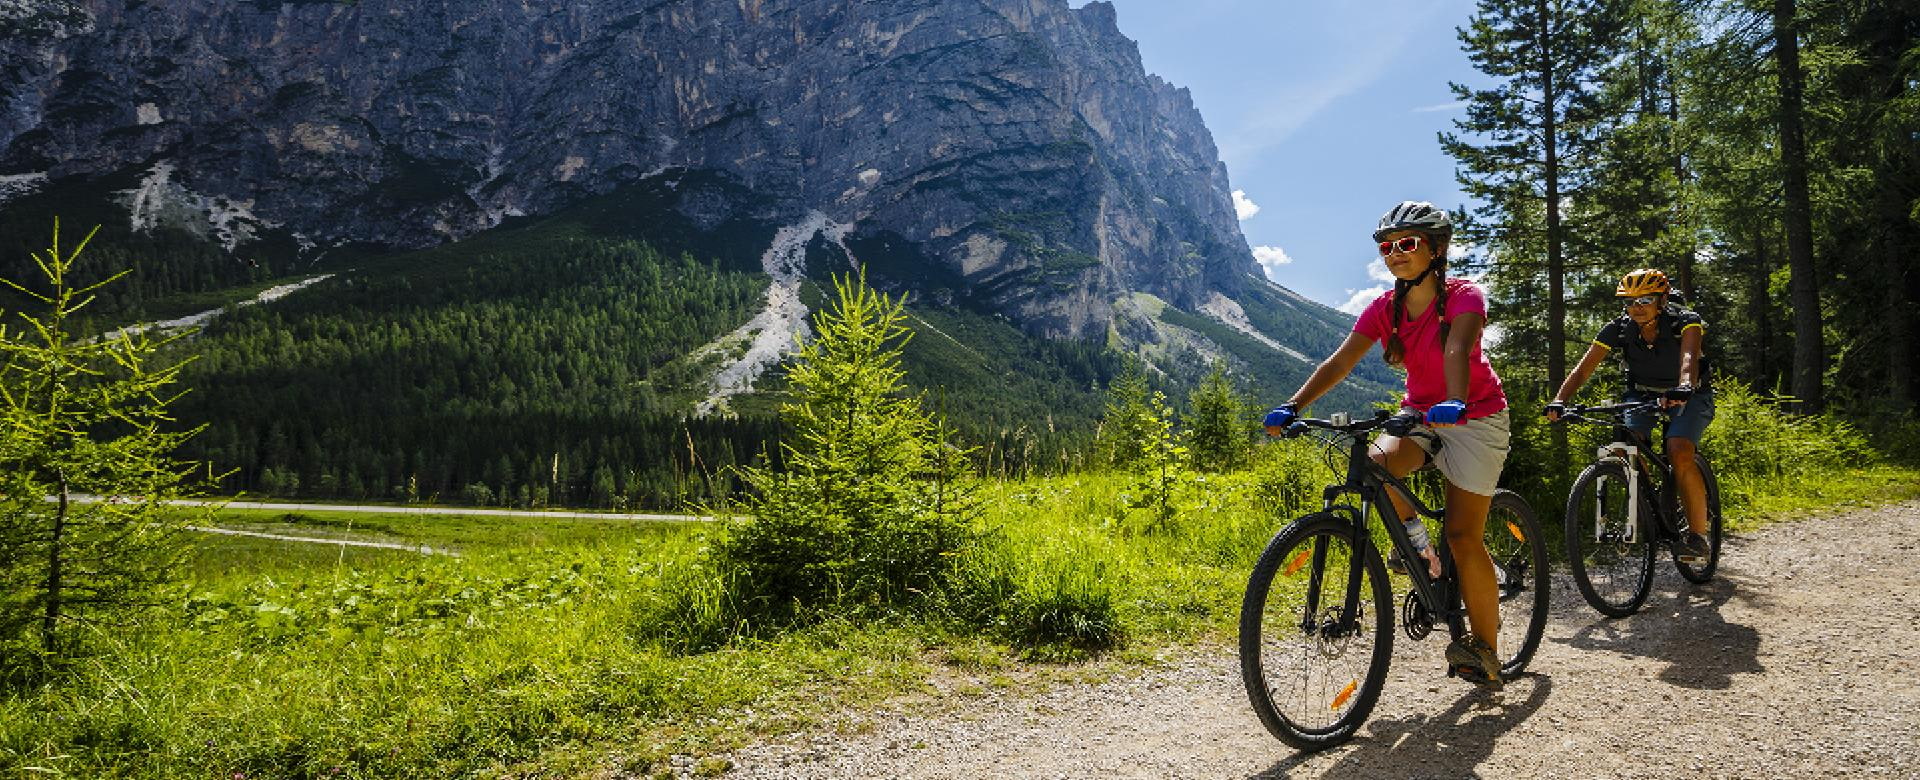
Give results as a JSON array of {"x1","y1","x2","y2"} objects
[{"x1": 1381, "y1": 235, "x2": 1450, "y2": 367}]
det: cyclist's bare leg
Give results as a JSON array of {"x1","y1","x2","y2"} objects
[
  {"x1": 1373, "y1": 436, "x2": 1439, "y2": 576},
  {"x1": 1667, "y1": 436, "x2": 1709, "y2": 535},
  {"x1": 1443, "y1": 484, "x2": 1498, "y2": 651}
]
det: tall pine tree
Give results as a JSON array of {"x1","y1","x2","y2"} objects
[{"x1": 1442, "y1": 0, "x2": 1625, "y2": 457}]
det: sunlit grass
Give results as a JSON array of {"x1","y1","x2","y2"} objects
[{"x1": 5, "y1": 423, "x2": 1911, "y2": 778}]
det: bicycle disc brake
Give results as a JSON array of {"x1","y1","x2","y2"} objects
[
  {"x1": 1402, "y1": 590, "x2": 1433, "y2": 640},
  {"x1": 1315, "y1": 606, "x2": 1359, "y2": 658}
]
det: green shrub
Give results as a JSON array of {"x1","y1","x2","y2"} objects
[
  {"x1": 1700, "y1": 384, "x2": 1878, "y2": 512},
  {"x1": 712, "y1": 273, "x2": 978, "y2": 630},
  {"x1": 948, "y1": 525, "x2": 1122, "y2": 654},
  {"x1": 1186, "y1": 361, "x2": 1252, "y2": 473}
]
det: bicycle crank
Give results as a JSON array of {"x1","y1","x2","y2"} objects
[{"x1": 1402, "y1": 591, "x2": 1433, "y2": 640}]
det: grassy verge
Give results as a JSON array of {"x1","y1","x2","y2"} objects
[{"x1": 1719, "y1": 464, "x2": 1920, "y2": 532}]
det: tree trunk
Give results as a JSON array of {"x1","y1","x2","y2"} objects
[
  {"x1": 1773, "y1": 0, "x2": 1824, "y2": 411},
  {"x1": 1749, "y1": 228, "x2": 1775, "y2": 391},
  {"x1": 1669, "y1": 85, "x2": 1694, "y2": 298},
  {"x1": 42, "y1": 471, "x2": 68, "y2": 655},
  {"x1": 1540, "y1": 0, "x2": 1569, "y2": 457}
]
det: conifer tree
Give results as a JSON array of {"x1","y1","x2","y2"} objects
[
  {"x1": 1096, "y1": 361, "x2": 1157, "y2": 471},
  {"x1": 0, "y1": 221, "x2": 207, "y2": 660},
  {"x1": 1442, "y1": 0, "x2": 1625, "y2": 458},
  {"x1": 717, "y1": 270, "x2": 978, "y2": 622},
  {"x1": 1186, "y1": 361, "x2": 1248, "y2": 473}
]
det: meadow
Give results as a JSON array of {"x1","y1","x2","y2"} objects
[{"x1": 1, "y1": 387, "x2": 1913, "y2": 779}]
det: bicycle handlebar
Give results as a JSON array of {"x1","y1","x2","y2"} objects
[
  {"x1": 1552, "y1": 399, "x2": 1670, "y2": 427},
  {"x1": 1273, "y1": 408, "x2": 1429, "y2": 440}
]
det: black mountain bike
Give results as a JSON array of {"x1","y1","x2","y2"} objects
[
  {"x1": 1239, "y1": 409, "x2": 1549, "y2": 751},
  {"x1": 1555, "y1": 400, "x2": 1724, "y2": 618}
]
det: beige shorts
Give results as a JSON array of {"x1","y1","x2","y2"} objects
[{"x1": 1379, "y1": 409, "x2": 1511, "y2": 497}]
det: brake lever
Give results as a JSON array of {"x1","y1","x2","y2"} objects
[{"x1": 1382, "y1": 410, "x2": 1420, "y2": 438}]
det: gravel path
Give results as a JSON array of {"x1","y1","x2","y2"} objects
[{"x1": 717, "y1": 501, "x2": 1920, "y2": 779}]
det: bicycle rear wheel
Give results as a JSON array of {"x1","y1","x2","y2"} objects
[
  {"x1": 1486, "y1": 490, "x2": 1549, "y2": 678},
  {"x1": 1674, "y1": 455, "x2": 1724, "y2": 583},
  {"x1": 1239, "y1": 514, "x2": 1393, "y2": 752},
  {"x1": 1564, "y1": 461, "x2": 1656, "y2": 618}
]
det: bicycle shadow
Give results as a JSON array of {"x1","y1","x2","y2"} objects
[
  {"x1": 1556, "y1": 571, "x2": 1766, "y2": 690},
  {"x1": 1247, "y1": 674, "x2": 1554, "y2": 779}
]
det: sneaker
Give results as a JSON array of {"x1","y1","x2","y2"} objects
[
  {"x1": 1674, "y1": 532, "x2": 1710, "y2": 565},
  {"x1": 1446, "y1": 635, "x2": 1504, "y2": 689}
]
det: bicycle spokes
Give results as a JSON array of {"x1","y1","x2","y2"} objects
[
  {"x1": 1486, "y1": 491, "x2": 1551, "y2": 679},
  {"x1": 1240, "y1": 519, "x2": 1392, "y2": 749},
  {"x1": 1566, "y1": 462, "x2": 1657, "y2": 617}
]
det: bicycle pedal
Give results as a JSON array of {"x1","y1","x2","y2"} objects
[{"x1": 1451, "y1": 664, "x2": 1504, "y2": 689}]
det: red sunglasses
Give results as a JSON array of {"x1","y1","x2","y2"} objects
[{"x1": 1377, "y1": 236, "x2": 1424, "y2": 256}]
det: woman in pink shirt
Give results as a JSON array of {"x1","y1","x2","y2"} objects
[{"x1": 1262, "y1": 201, "x2": 1511, "y2": 686}]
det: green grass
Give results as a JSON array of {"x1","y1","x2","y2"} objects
[
  {"x1": 5, "y1": 419, "x2": 1912, "y2": 778},
  {"x1": 1718, "y1": 464, "x2": 1920, "y2": 532}
]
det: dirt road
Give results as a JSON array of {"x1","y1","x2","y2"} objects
[{"x1": 718, "y1": 501, "x2": 1920, "y2": 779}]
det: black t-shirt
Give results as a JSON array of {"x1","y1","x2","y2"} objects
[{"x1": 1593, "y1": 308, "x2": 1711, "y2": 391}]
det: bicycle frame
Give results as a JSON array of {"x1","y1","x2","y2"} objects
[
  {"x1": 1579, "y1": 403, "x2": 1680, "y2": 543},
  {"x1": 1301, "y1": 415, "x2": 1460, "y2": 639}
]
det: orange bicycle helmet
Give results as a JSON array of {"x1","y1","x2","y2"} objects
[{"x1": 1616, "y1": 268, "x2": 1671, "y2": 297}]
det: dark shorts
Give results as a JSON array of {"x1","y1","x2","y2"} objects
[{"x1": 1623, "y1": 389, "x2": 1715, "y2": 443}]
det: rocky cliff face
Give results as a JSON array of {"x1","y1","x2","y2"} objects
[{"x1": 1, "y1": 0, "x2": 1263, "y2": 339}]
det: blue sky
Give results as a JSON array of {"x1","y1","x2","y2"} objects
[{"x1": 1071, "y1": 0, "x2": 1485, "y2": 313}]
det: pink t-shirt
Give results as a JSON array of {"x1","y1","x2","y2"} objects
[{"x1": 1352, "y1": 278, "x2": 1507, "y2": 419}]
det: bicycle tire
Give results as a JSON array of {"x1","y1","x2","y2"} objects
[
  {"x1": 1485, "y1": 490, "x2": 1550, "y2": 678},
  {"x1": 1674, "y1": 454, "x2": 1724, "y2": 583},
  {"x1": 1564, "y1": 460, "x2": 1656, "y2": 618},
  {"x1": 1239, "y1": 514, "x2": 1394, "y2": 751}
]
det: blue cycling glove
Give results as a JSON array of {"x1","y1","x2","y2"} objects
[
  {"x1": 1263, "y1": 403, "x2": 1299, "y2": 436},
  {"x1": 1426, "y1": 399, "x2": 1468, "y2": 426}
]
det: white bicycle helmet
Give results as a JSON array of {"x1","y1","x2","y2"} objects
[{"x1": 1373, "y1": 201, "x2": 1454, "y2": 242}]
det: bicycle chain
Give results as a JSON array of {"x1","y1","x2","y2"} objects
[{"x1": 1402, "y1": 590, "x2": 1433, "y2": 640}]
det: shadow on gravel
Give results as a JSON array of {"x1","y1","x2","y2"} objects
[
  {"x1": 1556, "y1": 573, "x2": 1764, "y2": 690},
  {"x1": 1247, "y1": 675, "x2": 1554, "y2": 779}
]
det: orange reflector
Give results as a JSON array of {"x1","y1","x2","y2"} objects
[
  {"x1": 1331, "y1": 679, "x2": 1358, "y2": 709},
  {"x1": 1506, "y1": 521, "x2": 1525, "y2": 542},
  {"x1": 1285, "y1": 550, "x2": 1311, "y2": 577}
]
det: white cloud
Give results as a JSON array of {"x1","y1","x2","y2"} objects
[
  {"x1": 1337, "y1": 285, "x2": 1388, "y2": 316},
  {"x1": 1366, "y1": 258, "x2": 1394, "y2": 282},
  {"x1": 1232, "y1": 190, "x2": 1261, "y2": 220},
  {"x1": 1411, "y1": 100, "x2": 1469, "y2": 113},
  {"x1": 1333, "y1": 259, "x2": 1396, "y2": 315},
  {"x1": 1252, "y1": 245, "x2": 1291, "y2": 279}
]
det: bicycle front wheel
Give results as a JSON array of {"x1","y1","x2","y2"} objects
[
  {"x1": 1486, "y1": 490, "x2": 1549, "y2": 678},
  {"x1": 1564, "y1": 461, "x2": 1656, "y2": 617},
  {"x1": 1239, "y1": 514, "x2": 1394, "y2": 752},
  {"x1": 1674, "y1": 454, "x2": 1724, "y2": 583}
]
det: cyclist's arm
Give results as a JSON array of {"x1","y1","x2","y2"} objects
[
  {"x1": 1286, "y1": 332, "x2": 1376, "y2": 407},
  {"x1": 1552, "y1": 343, "x2": 1610, "y2": 404},
  {"x1": 1442, "y1": 310, "x2": 1486, "y2": 401},
  {"x1": 1677, "y1": 324, "x2": 1704, "y2": 387}
]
